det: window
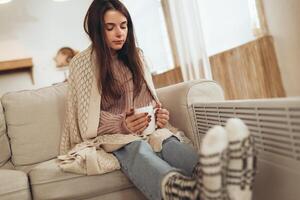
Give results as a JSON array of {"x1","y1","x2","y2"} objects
[
  {"x1": 125, "y1": 0, "x2": 174, "y2": 74},
  {"x1": 248, "y1": 0, "x2": 269, "y2": 37}
]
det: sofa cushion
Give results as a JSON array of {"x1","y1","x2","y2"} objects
[
  {"x1": 29, "y1": 159, "x2": 137, "y2": 200},
  {"x1": 0, "y1": 100, "x2": 11, "y2": 167},
  {"x1": 0, "y1": 169, "x2": 31, "y2": 200},
  {"x1": 1, "y1": 160, "x2": 15, "y2": 170},
  {"x1": 1, "y1": 83, "x2": 67, "y2": 166}
]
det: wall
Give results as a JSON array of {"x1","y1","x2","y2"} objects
[
  {"x1": 0, "y1": 0, "x2": 174, "y2": 96},
  {"x1": 0, "y1": 0, "x2": 93, "y2": 96},
  {"x1": 4, "y1": 0, "x2": 295, "y2": 97},
  {"x1": 198, "y1": 0, "x2": 255, "y2": 56},
  {"x1": 262, "y1": 0, "x2": 300, "y2": 96}
]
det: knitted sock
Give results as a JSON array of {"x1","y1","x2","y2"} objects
[
  {"x1": 161, "y1": 171, "x2": 200, "y2": 200},
  {"x1": 225, "y1": 118, "x2": 257, "y2": 200},
  {"x1": 193, "y1": 126, "x2": 230, "y2": 200}
]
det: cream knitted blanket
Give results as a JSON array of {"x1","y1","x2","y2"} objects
[{"x1": 58, "y1": 46, "x2": 187, "y2": 175}]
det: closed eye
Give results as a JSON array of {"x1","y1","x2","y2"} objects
[
  {"x1": 106, "y1": 24, "x2": 114, "y2": 31},
  {"x1": 120, "y1": 21, "x2": 127, "y2": 29},
  {"x1": 105, "y1": 21, "x2": 127, "y2": 31}
]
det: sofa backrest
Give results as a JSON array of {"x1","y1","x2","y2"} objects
[
  {"x1": 1, "y1": 83, "x2": 67, "y2": 166},
  {"x1": 0, "y1": 100, "x2": 11, "y2": 167}
]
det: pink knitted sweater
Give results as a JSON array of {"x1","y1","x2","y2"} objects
[{"x1": 97, "y1": 57, "x2": 156, "y2": 135}]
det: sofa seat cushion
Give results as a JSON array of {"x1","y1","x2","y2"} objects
[
  {"x1": 0, "y1": 169, "x2": 31, "y2": 200},
  {"x1": 29, "y1": 159, "x2": 136, "y2": 200}
]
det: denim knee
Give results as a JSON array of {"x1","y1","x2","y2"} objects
[
  {"x1": 124, "y1": 140, "x2": 153, "y2": 154},
  {"x1": 162, "y1": 136, "x2": 180, "y2": 145}
]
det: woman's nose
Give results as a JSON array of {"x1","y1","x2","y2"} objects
[{"x1": 115, "y1": 27, "x2": 123, "y2": 37}]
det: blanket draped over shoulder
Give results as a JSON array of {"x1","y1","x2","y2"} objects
[{"x1": 58, "y1": 47, "x2": 188, "y2": 175}]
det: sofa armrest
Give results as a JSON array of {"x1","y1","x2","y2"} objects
[{"x1": 156, "y1": 79, "x2": 224, "y2": 144}]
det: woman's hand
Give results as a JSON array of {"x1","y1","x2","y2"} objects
[
  {"x1": 125, "y1": 109, "x2": 150, "y2": 134},
  {"x1": 155, "y1": 104, "x2": 169, "y2": 128}
]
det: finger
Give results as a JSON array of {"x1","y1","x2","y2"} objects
[
  {"x1": 134, "y1": 122, "x2": 149, "y2": 134},
  {"x1": 127, "y1": 112, "x2": 148, "y2": 122},
  {"x1": 136, "y1": 124, "x2": 149, "y2": 135},
  {"x1": 132, "y1": 120, "x2": 149, "y2": 133},
  {"x1": 156, "y1": 113, "x2": 169, "y2": 121},
  {"x1": 157, "y1": 108, "x2": 169, "y2": 115},
  {"x1": 157, "y1": 118, "x2": 168, "y2": 125},
  {"x1": 155, "y1": 109, "x2": 162, "y2": 116},
  {"x1": 132, "y1": 113, "x2": 150, "y2": 122},
  {"x1": 126, "y1": 115, "x2": 149, "y2": 132},
  {"x1": 157, "y1": 121, "x2": 164, "y2": 128},
  {"x1": 156, "y1": 113, "x2": 169, "y2": 119},
  {"x1": 131, "y1": 116, "x2": 149, "y2": 127}
]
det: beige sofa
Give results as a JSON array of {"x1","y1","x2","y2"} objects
[{"x1": 0, "y1": 80, "x2": 224, "y2": 200}]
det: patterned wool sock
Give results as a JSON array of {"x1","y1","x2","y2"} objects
[
  {"x1": 225, "y1": 118, "x2": 257, "y2": 200},
  {"x1": 161, "y1": 171, "x2": 200, "y2": 200},
  {"x1": 193, "y1": 126, "x2": 230, "y2": 200}
]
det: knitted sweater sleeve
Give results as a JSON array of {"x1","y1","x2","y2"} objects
[{"x1": 97, "y1": 111, "x2": 133, "y2": 135}]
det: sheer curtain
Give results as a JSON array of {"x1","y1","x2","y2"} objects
[
  {"x1": 161, "y1": 0, "x2": 212, "y2": 81},
  {"x1": 248, "y1": 0, "x2": 269, "y2": 37}
]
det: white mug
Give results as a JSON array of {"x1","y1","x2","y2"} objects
[{"x1": 134, "y1": 105, "x2": 158, "y2": 136}]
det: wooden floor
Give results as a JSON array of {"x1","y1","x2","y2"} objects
[{"x1": 152, "y1": 35, "x2": 286, "y2": 100}]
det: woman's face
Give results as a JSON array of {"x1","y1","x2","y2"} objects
[{"x1": 104, "y1": 10, "x2": 128, "y2": 53}]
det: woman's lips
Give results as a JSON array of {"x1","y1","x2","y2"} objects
[{"x1": 113, "y1": 40, "x2": 124, "y2": 44}]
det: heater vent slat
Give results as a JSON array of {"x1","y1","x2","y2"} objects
[{"x1": 192, "y1": 99, "x2": 300, "y2": 164}]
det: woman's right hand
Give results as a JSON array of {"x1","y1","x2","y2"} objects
[{"x1": 125, "y1": 109, "x2": 150, "y2": 135}]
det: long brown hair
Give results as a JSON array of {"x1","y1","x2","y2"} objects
[{"x1": 84, "y1": 0, "x2": 144, "y2": 99}]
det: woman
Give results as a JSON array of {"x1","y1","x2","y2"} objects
[{"x1": 58, "y1": 1, "x2": 256, "y2": 200}]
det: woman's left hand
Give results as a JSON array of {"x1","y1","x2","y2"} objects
[{"x1": 155, "y1": 104, "x2": 169, "y2": 128}]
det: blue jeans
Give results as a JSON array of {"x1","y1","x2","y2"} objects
[{"x1": 113, "y1": 137, "x2": 198, "y2": 200}]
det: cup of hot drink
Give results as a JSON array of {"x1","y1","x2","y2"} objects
[{"x1": 134, "y1": 105, "x2": 157, "y2": 136}]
